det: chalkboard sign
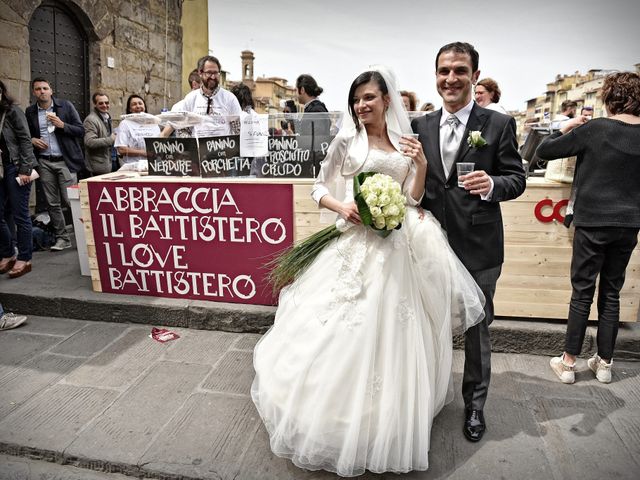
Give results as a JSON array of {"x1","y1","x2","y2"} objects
[
  {"x1": 295, "y1": 115, "x2": 334, "y2": 175},
  {"x1": 259, "y1": 136, "x2": 315, "y2": 178},
  {"x1": 145, "y1": 137, "x2": 200, "y2": 176},
  {"x1": 198, "y1": 135, "x2": 252, "y2": 177}
]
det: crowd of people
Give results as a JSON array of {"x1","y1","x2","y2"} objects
[{"x1": 1, "y1": 41, "x2": 639, "y2": 477}]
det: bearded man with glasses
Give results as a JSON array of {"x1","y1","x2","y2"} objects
[{"x1": 164, "y1": 55, "x2": 242, "y2": 137}]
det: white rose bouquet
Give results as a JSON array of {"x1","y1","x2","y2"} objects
[
  {"x1": 268, "y1": 171, "x2": 406, "y2": 291},
  {"x1": 355, "y1": 172, "x2": 406, "y2": 237}
]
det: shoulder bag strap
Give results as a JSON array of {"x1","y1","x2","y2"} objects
[
  {"x1": 0, "y1": 111, "x2": 6, "y2": 179},
  {"x1": 0, "y1": 111, "x2": 7, "y2": 137}
]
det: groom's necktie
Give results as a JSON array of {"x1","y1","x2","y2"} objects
[{"x1": 442, "y1": 114, "x2": 461, "y2": 176}]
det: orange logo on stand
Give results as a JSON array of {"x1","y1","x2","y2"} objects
[{"x1": 534, "y1": 198, "x2": 568, "y2": 223}]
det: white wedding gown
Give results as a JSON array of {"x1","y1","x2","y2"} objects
[{"x1": 252, "y1": 149, "x2": 485, "y2": 477}]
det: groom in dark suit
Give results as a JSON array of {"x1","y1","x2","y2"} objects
[{"x1": 412, "y1": 42, "x2": 526, "y2": 442}]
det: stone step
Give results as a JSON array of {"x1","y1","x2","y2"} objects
[{"x1": 1, "y1": 248, "x2": 639, "y2": 359}]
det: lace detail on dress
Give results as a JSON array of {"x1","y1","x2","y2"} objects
[
  {"x1": 366, "y1": 374, "x2": 383, "y2": 396},
  {"x1": 397, "y1": 297, "x2": 415, "y2": 328},
  {"x1": 393, "y1": 229, "x2": 407, "y2": 250},
  {"x1": 318, "y1": 229, "x2": 368, "y2": 328},
  {"x1": 362, "y1": 149, "x2": 411, "y2": 186},
  {"x1": 315, "y1": 151, "x2": 411, "y2": 329}
]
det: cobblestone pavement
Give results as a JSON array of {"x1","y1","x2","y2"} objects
[{"x1": 0, "y1": 316, "x2": 638, "y2": 479}]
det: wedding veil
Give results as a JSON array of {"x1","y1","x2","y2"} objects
[
  {"x1": 316, "y1": 65, "x2": 414, "y2": 224},
  {"x1": 340, "y1": 64, "x2": 412, "y2": 138}
]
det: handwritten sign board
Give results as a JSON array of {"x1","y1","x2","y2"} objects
[
  {"x1": 145, "y1": 137, "x2": 200, "y2": 176},
  {"x1": 143, "y1": 114, "x2": 339, "y2": 179},
  {"x1": 88, "y1": 181, "x2": 294, "y2": 306},
  {"x1": 198, "y1": 136, "x2": 252, "y2": 177},
  {"x1": 258, "y1": 136, "x2": 315, "y2": 178},
  {"x1": 240, "y1": 112, "x2": 269, "y2": 157}
]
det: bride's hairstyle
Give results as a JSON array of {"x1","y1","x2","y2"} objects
[{"x1": 347, "y1": 71, "x2": 388, "y2": 130}]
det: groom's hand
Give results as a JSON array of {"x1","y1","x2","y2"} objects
[{"x1": 463, "y1": 170, "x2": 492, "y2": 196}]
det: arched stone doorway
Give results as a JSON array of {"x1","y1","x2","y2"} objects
[{"x1": 29, "y1": 1, "x2": 89, "y2": 118}]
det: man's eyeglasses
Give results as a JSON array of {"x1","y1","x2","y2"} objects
[{"x1": 201, "y1": 70, "x2": 220, "y2": 78}]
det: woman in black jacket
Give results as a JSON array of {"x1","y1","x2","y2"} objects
[
  {"x1": 0, "y1": 80, "x2": 37, "y2": 278},
  {"x1": 537, "y1": 72, "x2": 640, "y2": 384}
]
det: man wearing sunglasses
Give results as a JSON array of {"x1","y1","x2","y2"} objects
[
  {"x1": 164, "y1": 55, "x2": 242, "y2": 137},
  {"x1": 83, "y1": 92, "x2": 116, "y2": 176}
]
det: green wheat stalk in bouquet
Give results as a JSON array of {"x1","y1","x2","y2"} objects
[{"x1": 267, "y1": 172, "x2": 406, "y2": 293}]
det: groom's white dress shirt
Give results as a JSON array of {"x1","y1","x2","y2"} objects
[{"x1": 439, "y1": 100, "x2": 494, "y2": 200}]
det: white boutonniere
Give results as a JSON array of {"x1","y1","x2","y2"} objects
[{"x1": 467, "y1": 130, "x2": 487, "y2": 148}]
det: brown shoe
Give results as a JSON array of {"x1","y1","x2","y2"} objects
[
  {"x1": 8, "y1": 261, "x2": 31, "y2": 279},
  {"x1": 0, "y1": 256, "x2": 17, "y2": 274}
]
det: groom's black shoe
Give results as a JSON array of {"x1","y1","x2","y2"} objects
[{"x1": 463, "y1": 409, "x2": 486, "y2": 442}]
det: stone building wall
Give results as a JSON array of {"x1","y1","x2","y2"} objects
[{"x1": 0, "y1": 0, "x2": 183, "y2": 118}]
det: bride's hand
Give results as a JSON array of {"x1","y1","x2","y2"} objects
[
  {"x1": 339, "y1": 201, "x2": 361, "y2": 224},
  {"x1": 400, "y1": 136, "x2": 427, "y2": 169}
]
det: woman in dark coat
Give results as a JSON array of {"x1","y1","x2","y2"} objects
[
  {"x1": 537, "y1": 72, "x2": 640, "y2": 384},
  {"x1": 0, "y1": 79, "x2": 37, "y2": 278}
]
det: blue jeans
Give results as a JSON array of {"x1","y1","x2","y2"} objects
[{"x1": 0, "y1": 162, "x2": 33, "y2": 261}]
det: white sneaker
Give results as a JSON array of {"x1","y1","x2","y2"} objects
[
  {"x1": 50, "y1": 238, "x2": 72, "y2": 251},
  {"x1": 588, "y1": 354, "x2": 612, "y2": 384},
  {"x1": 550, "y1": 355, "x2": 576, "y2": 384},
  {"x1": 0, "y1": 313, "x2": 28, "y2": 330}
]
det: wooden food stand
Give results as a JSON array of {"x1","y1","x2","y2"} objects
[{"x1": 79, "y1": 171, "x2": 638, "y2": 320}]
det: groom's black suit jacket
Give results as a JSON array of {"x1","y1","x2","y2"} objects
[{"x1": 412, "y1": 104, "x2": 526, "y2": 272}]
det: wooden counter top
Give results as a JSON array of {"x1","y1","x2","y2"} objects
[{"x1": 80, "y1": 174, "x2": 638, "y2": 321}]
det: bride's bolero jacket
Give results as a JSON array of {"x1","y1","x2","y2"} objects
[{"x1": 311, "y1": 126, "x2": 421, "y2": 224}]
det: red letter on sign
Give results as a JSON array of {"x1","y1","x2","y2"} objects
[{"x1": 534, "y1": 199, "x2": 568, "y2": 223}]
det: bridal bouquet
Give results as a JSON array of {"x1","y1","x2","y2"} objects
[
  {"x1": 355, "y1": 172, "x2": 406, "y2": 235},
  {"x1": 268, "y1": 172, "x2": 406, "y2": 292}
]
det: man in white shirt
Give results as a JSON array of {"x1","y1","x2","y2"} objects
[
  {"x1": 550, "y1": 100, "x2": 577, "y2": 129},
  {"x1": 163, "y1": 55, "x2": 241, "y2": 137}
]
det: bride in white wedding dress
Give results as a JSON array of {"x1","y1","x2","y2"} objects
[{"x1": 251, "y1": 66, "x2": 485, "y2": 477}]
